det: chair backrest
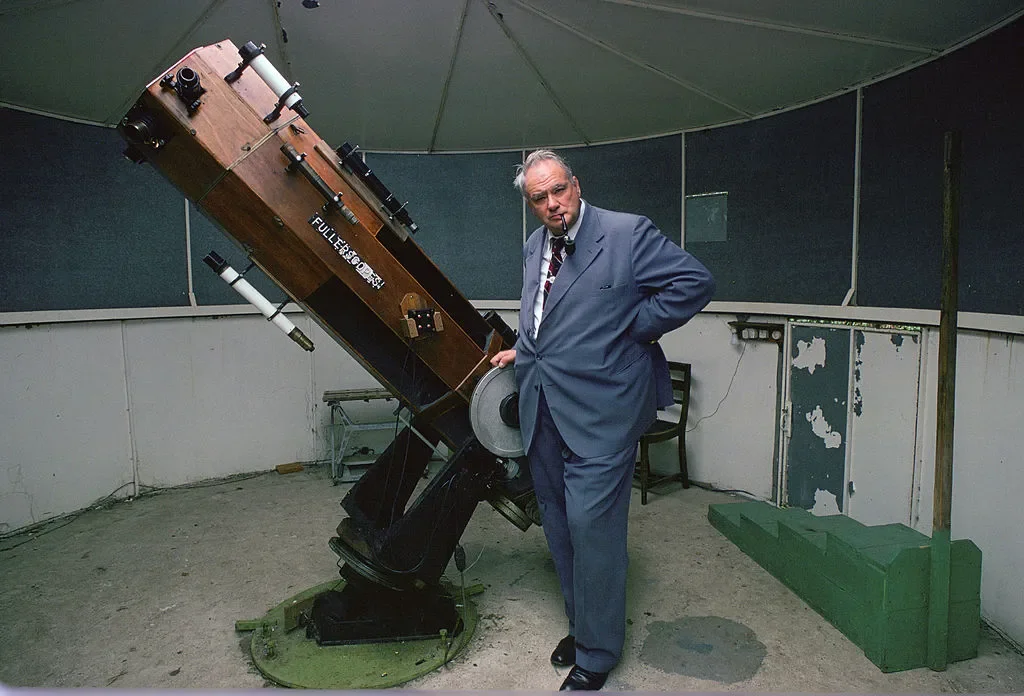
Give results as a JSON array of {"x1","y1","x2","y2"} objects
[
  {"x1": 641, "y1": 361, "x2": 691, "y2": 443},
  {"x1": 667, "y1": 361, "x2": 691, "y2": 409}
]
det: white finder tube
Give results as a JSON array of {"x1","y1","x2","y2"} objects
[
  {"x1": 204, "y1": 251, "x2": 314, "y2": 351},
  {"x1": 249, "y1": 53, "x2": 302, "y2": 111}
]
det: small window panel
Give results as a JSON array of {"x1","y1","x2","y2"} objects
[{"x1": 685, "y1": 191, "x2": 727, "y2": 243}]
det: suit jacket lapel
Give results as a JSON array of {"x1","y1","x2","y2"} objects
[{"x1": 543, "y1": 207, "x2": 603, "y2": 316}]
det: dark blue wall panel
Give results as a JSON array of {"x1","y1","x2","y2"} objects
[
  {"x1": 2, "y1": 17, "x2": 1022, "y2": 316},
  {"x1": 685, "y1": 94, "x2": 857, "y2": 304},
  {"x1": 369, "y1": 151, "x2": 524, "y2": 301},
  {"x1": 859, "y1": 17, "x2": 1024, "y2": 314},
  {"x1": 0, "y1": 109, "x2": 187, "y2": 312},
  {"x1": 562, "y1": 135, "x2": 682, "y2": 244}
]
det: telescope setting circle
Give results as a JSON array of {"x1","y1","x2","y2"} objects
[{"x1": 470, "y1": 366, "x2": 525, "y2": 458}]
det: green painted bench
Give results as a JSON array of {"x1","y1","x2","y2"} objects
[{"x1": 709, "y1": 501, "x2": 981, "y2": 672}]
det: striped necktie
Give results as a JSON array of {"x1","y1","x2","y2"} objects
[{"x1": 543, "y1": 236, "x2": 566, "y2": 308}]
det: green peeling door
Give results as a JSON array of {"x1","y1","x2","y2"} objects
[{"x1": 785, "y1": 323, "x2": 851, "y2": 513}]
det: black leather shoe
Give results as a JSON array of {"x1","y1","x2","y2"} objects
[
  {"x1": 559, "y1": 665, "x2": 608, "y2": 691},
  {"x1": 550, "y1": 635, "x2": 575, "y2": 667}
]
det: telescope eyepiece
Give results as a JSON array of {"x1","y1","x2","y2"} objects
[
  {"x1": 175, "y1": 67, "x2": 203, "y2": 103},
  {"x1": 203, "y1": 250, "x2": 228, "y2": 274},
  {"x1": 160, "y1": 64, "x2": 206, "y2": 113}
]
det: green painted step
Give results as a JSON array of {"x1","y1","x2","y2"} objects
[{"x1": 708, "y1": 501, "x2": 981, "y2": 673}]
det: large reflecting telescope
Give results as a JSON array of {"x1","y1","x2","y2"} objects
[{"x1": 119, "y1": 39, "x2": 536, "y2": 660}]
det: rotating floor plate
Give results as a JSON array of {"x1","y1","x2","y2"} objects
[{"x1": 245, "y1": 579, "x2": 477, "y2": 689}]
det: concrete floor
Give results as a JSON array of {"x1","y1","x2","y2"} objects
[{"x1": 2, "y1": 457, "x2": 1023, "y2": 692}]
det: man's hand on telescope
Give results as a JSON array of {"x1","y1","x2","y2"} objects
[{"x1": 490, "y1": 349, "x2": 516, "y2": 368}]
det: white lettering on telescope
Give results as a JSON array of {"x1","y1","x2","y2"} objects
[{"x1": 308, "y1": 213, "x2": 385, "y2": 290}]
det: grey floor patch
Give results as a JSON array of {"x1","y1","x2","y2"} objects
[{"x1": 640, "y1": 616, "x2": 766, "y2": 683}]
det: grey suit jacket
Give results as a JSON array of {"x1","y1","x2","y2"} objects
[{"x1": 515, "y1": 204, "x2": 715, "y2": 459}]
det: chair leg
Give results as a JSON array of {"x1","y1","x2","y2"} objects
[
  {"x1": 639, "y1": 442, "x2": 650, "y2": 505},
  {"x1": 678, "y1": 432, "x2": 689, "y2": 489}
]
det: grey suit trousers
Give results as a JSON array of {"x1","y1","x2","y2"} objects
[{"x1": 529, "y1": 388, "x2": 636, "y2": 673}]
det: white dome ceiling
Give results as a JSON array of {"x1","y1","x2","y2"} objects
[{"x1": 1, "y1": 0, "x2": 1021, "y2": 151}]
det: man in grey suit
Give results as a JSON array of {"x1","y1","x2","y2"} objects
[{"x1": 491, "y1": 150, "x2": 715, "y2": 691}]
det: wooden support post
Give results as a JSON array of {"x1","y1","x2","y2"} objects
[{"x1": 928, "y1": 131, "x2": 961, "y2": 671}]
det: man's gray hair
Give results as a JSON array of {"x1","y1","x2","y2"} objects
[{"x1": 513, "y1": 150, "x2": 574, "y2": 197}]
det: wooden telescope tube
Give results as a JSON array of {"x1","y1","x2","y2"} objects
[{"x1": 118, "y1": 39, "x2": 534, "y2": 591}]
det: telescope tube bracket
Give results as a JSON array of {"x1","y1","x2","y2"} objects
[
  {"x1": 281, "y1": 144, "x2": 359, "y2": 224},
  {"x1": 224, "y1": 41, "x2": 310, "y2": 123}
]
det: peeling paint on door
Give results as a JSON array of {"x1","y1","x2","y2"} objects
[
  {"x1": 793, "y1": 336, "x2": 827, "y2": 374},
  {"x1": 786, "y1": 324, "x2": 925, "y2": 526},
  {"x1": 786, "y1": 324, "x2": 849, "y2": 511},
  {"x1": 811, "y1": 488, "x2": 841, "y2": 516},
  {"x1": 806, "y1": 405, "x2": 843, "y2": 448},
  {"x1": 853, "y1": 332, "x2": 865, "y2": 416}
]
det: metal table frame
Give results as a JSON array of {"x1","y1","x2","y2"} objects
[{"x1": 323, "y1": 388, "x2": 446, "y2": 483}]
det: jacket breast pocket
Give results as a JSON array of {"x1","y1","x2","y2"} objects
[{"x1": 591, "y1": 282, "x2": 629, "y2": 303}]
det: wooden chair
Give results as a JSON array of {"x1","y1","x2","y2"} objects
[{"x1": 634, "y1": 361, "x2": 691, "y2": 505}]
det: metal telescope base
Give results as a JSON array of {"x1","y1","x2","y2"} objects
[
  {"x1": 241, "y1": 578, "x2": 477, "y2": 689},
  {"x1": 307, "y1": 571, "x2": 464, "y2": 646}
]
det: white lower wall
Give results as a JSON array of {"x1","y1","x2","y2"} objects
[
  {"x1": 123, "y1": 316, "x2": 320, "y2": 487},
  {"x1": 0, "y1": 322, "x2": 134, "y2": 531},
  {"x1": 914, "y1": 329, "x2": 1024, "y2": 645},
  {"x1": 660, "y1": 315, "x2": 780, "y2": 500},
  {"x1": 0, "y1": 308, "x2": 1022, "y2": 649},
  {"x1": 0, "y1": 313, "x2": 374, "y2": 531}
]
